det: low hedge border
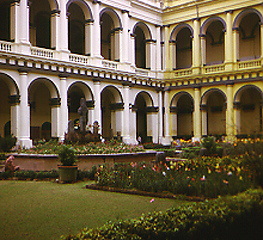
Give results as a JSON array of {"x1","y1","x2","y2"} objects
[
  {"x1": 0, "y1": 168, "x2": 97, "y2": 181},
  {"x1": 61, "y1": 189, "x2": 263, "y2": 240}
]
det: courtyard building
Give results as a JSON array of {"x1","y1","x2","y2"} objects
[{"x1": 0, "y1": 0, "x2": 262, "y2": 148}]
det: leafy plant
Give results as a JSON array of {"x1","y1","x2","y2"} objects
[
  {"x1": 0, "y1": 135, "x2": 17, "y2": 152},
  {"x1": 58, "y1": 145, "x2": 77, "y2": 166}
]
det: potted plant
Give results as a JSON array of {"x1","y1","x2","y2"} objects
[{"x1": 58, "y1": 145, "x2": 78, "y2": 183}]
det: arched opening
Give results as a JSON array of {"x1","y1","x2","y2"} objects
[
  {"x1": 239, "y1": 12, "x2": 261, "y2": 60},
  {"x1": 0, "y1": 79, "x2": 10, "y2": 137},
  {"x1": 236, "y1": 86, "x2": 262, "y2": 136},
  {"x1": 68, "y1": 85, "x2": 85, "y2": 130},
  {"x1": 41, "y1": 122, "x2": 51, "y2": 141},
  {"x1": 68, "y1": 82, "x2": 93, "y2": 131},
  {"x1": 101, "y1": 86, "x2": 123, "y2": 140},
  {"x1": 100, "y1": 12, "x2": 114, "y2": 60},
  {"x1": 0, "y1": 0, "x2": 10, "y2": 41},
  {"x1": 29, "y1": 79, "x2": 59, "y2": 142},
  {"x1": 206, "y1": 91, "x2": 226, "y2": 136},
  {"x1": 176, "y1": 27, "x2": 192, "y2": 69},
  {"x1": 30, "y1": 0, "x2": 51, "y2": 49},
  {"x1": 206, "y1": 20, "x2": 225, "y2": 65},
  {"x1": 177, "y1": 94, "x2": 193, "y2": 137},
  {"x1": 134, "y1": 26, "x2": 146, "y2": 69},
  {"x1": 68, "y1": 3, "x2": 85, "y2": 55},
  {"x1": 135, "y1": 94, "x2": 147, "y2": 143}
]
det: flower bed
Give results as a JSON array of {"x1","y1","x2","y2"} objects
[
  {"x1": 95, "y1": 156, "x2": 253, "y2": 198},
  {"x1": 18, "y1": 140, "x2": 145, "y2": 155}
]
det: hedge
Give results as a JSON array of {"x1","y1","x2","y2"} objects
[{"x1": 60, "y1": 189, "x2": 263, "y2": 240}]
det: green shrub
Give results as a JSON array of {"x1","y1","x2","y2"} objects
[
  {"x1": 0, "y1": 135, "x2": 17, "y2": 152},
  {"x1": 61, "y1": 189, "x2": 263, "y2": 240}
]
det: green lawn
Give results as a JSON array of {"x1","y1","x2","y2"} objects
[{"x1": 0, "y1": 180, "x2": 187, "y2": 240}]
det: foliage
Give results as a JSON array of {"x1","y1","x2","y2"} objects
[
  {"x1": 61, "y1": 189, "x2": 263, "y2": 240},
  {"x1": 18, "y1": 140, "x2": 144, "y2": 155},
  {"x1": 58, "y1": 145, "x2": 77, "y2": 166},
  {"x1": 0, "y1": 135, "x2": 17, "y2": 152},
  {"x1": 96, "y1": 157, "x2": 253, "y2": 198},
  {"x1": 0, "y1": 169, "x2": 97, "y2": 180}
]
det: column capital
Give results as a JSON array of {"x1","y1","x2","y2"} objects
[
  {"x1": 59, "y1": 73, "x2": 69, "y2": 79},
  {"x1": 9, "y1": 94, "x2": 20, "y2": 105},
  {"x1": 18, "y1": 68, "x2": 28, "y2": 74},
  {"x1": 50, "y1": 98, "x2": 61, "y2": 107}
]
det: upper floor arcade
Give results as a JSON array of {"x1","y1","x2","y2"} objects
[{"x1": 0, "y1": 0, "x2": 263, "y2": 83}]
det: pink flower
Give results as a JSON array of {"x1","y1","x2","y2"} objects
[{"x1": 150, "y1": 198, "x2": 155, "y2": 203}]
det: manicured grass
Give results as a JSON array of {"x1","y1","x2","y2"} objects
[{"x1": 0, "y1": 180, "x2": 188, "y2": 240}]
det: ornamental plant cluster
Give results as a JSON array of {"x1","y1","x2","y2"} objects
[
  {"x1": 96, "y1": 156, "x2": 254, "y2": 198},
  {"x1": 61, "y1": 189, "x2": 263, "y2": 240},
  {"x1": 18, "y1": 140, "x2": 144, "y2": 155}
]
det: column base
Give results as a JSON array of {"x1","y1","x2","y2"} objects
[
  {"x1": 17, "y1": 138, "x2": 33, "y2": 149},
  {"x1": 122, "y1": 136, "x2": 138, "y2": 145},
  {"x1": 160, "y1": 136, "x2": 173, "y2": 146}
]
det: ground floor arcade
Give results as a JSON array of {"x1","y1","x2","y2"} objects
[{"x1": 0, "y1": 68, "x2": 262, "y2": 148}]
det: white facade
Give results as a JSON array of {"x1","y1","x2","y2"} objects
[{"x1": 1, "y1": 0, "x2": 263, "y2": 147}]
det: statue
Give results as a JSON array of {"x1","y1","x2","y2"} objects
[{"x1": 78, "y1": 98, "x2": 88, "y2": 133}]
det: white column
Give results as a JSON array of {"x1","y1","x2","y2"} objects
[
  {"x1": 225, "y1": 11, "x2": 233, "y2": 69},
  {"x1": 122, "y1": 84, "x2": 130, "y2": 143},
  {"x1": 122, "y1": 11, "x2": 129, "y2": 64},
  {"x1": 234, "y1": 102, "x2": 241, "y2": 136},
  {"x1": 10, "y1": 1, "x2": 19, "y2": 42},
  {"x1": 164, "y1": 25, "x2": 171, "y2": 71},
  {"x1": 10, "y1": 98, "x2": 20, "y2": 138},
  {"x1": 51, "y1": 104, "x2": 60, "y2": 138},
  {"x1": 163, "y1": 90, "x2": 172, "y2": 145},
  {"x1": 18, "y1": 71, "x2": 32, "y2": 148},
  {"x1": 192, "y1": 18, "x2": 201, "y2": 74},
  {"x1": 193, "y1": 87, "x2": 201, "y2": 141},
  {"x1": 201, "y1": 105, "x2": 208, "y2": 136},
  {"x1": 17, "y1": 0, "x2": 30, "y2": 54},
  {"x1": 170, "y1": 40, "x2": 176, "y2": 69},
  {"x1": 130, "y1": 33, "x2": 136, "y2": 67},
  {"x1": 226, "y1": 83, "x2": 235, "y2": 141},
  {"x1": 158, "y1": 90, "x2": 164, "y2": 142},
  {"x1": 114, "y1": 29, "x2": 122, "y2": 62},
  {"x1": 85, "y1": 20, "x2": 93, "y2": 56},
  {"x1": 233, "y1": 28, "x2": 239, "y2": 62},
  {"x1": 59, "y1": 75, "x2": 68, "y2": 141},
  {"x1": 93, "y1": 80, "x2": 101, "y2": 134},
  {"x1": 59, "y1": 0, "x2": 69, "y2": 54},
  {"x1": 260, "y1": 23, "x2": 263, "y2": 58},
  {"x1": 51, "y1": 10, "x2": 60, "y2": 50},
  {"x1": 92, "y1": 2, "x2": 101, "y2": 58},
  {"x1": 155, "y1": 25, "x2": 162, "y2": 71},
  {"x1": 200, "y1": 34, "x2": 206, "y2": 66},
  {"x1": 145, "y1": 41, "x2": 151, "y2": 69},
  {"x1": 150, "y1": 112, "x2": 159, "y2": 144},
  {"x1": 130, "y1": 107, "x2": 137, "y2": 144}
]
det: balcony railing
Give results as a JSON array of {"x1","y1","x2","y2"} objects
[
  {"x1": 69, "y1": 53, "x2": 90, "y2": 65},
  {"x1": 0, "y1": 41, "x2": 12, "y2": 52},
  {"x1": 174, "y1": 68, "x2": 192, "y2": 77},
  {"x1": 102, "y1": 60, "x2": 117, "y2": 69},
  {"x1": 135, "y1": 68, "x2": 149, "y2": 76},
  {"x1": 31, "y1": 47, "x2": 54, "y2": 58},
  {"x1": 203, "y1": 64, "x2": 225, "y2": 74},
  {"x1": 238, "y1": 59, "x2": 261, "y2": 69}
]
